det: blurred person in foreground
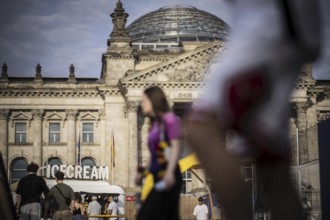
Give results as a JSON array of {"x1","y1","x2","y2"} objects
[
  {"x1": 15, "y1": 162, "x2": 49, "y2": 220},
  {"x1": 136, "y1": 86, "x2": 183, "y2": 220},
  {"x1": 186, "y1": 1, "x2": 322, "y2": 220}
]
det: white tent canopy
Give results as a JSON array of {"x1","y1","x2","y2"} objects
[
  {"x1": 45, "y1": 179, "x2": 125, "y2": 195},
  {"x1": 44, "y1": 179, "x2": 126, "y2": 219}
]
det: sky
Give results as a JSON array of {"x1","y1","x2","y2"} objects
[{"x1": 0, "y1": 0, "x2": 329, "y2": 79}]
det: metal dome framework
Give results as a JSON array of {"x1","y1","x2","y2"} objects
[{"x1": 127, "y1": 5, "x2": 229, "y2": 43}]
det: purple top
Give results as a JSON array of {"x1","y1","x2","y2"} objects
[{"x1": 148, "y1": 112, "x2": 182, "y2": 177}]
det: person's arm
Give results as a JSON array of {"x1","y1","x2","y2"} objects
[
  {"x1": 80, "y1": 203, "x2": 84, "y2": 215},
  {"x1": 163, "y1": 114, "x2": 183, "y2": 188},
  {"x1": 107, "y1": 203, "x2": 113, "y2": 215},
  {"x1": 70, "y1": 200, "x2": 74, "y2": 213},
  {"x1": 193, "y1": 206, "x2": 197, "y2": 220},
  {"x1": 162, "y1": 138, "x2": 183, "y2": 189},
  {"x1": 69, "y1": 189, "x2": 75, "y2": 212},
  {"x1": 41, "y1": 178, "x2": 50, "y2": 196},
  {"x1": 166, "y1": 139, "x2": 182, "y2": 174},
  {"x1": 87, "y1": 204, "x2": 91, "y2": 215},
  {"x1": 103, "y1": 204, "x2": 107, "y2": 214},
  {"x1": 15, "y1": 194, "x2": 21, "y2": 212}
]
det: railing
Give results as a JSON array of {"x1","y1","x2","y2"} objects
[
  {"x1": 87, "y1": 214, "x2": 126, "y2": 219},
  {"x1": 42, "y1": 215, "x2": 126, "y2": 220}
]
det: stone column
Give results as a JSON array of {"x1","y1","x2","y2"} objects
[
  {"x1": 289, "y1": 118, "x2": 298, "y2": 166},
  {"x1": 141, "y1": 117, "x2": 150, "y2": 167},
  {"x1": 294, "y1": 102, "x2": 309, "y2": 165},
  {"x1": 126, "y1": 101, "x2": 139, "y2": 189},
  {"x1": 137, "y1": 112, "x2": 142, "y2": 165},
  {"x1": 99, "y1": 109, "x2": 106, "y2": 166},
  {"x1": 66, "y1": 110, "x2": 78, "y2": 165},
  {"x1": 0, "y1": 109, "x2": 10, "y2": 171},
  {"x1": 32, "y1": 109, "x2": 44, "y2": 166}
]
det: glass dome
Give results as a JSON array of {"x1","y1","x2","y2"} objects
[{"x1": 127, "y1": 5, "x2": 229, "y2": 43}]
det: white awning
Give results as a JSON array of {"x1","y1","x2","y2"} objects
[{"x1": 45, "y1": 179, "x2": 125, "y2": 195}]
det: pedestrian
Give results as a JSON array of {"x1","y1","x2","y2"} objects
[
  {"x1": 193, "y1": 197, "x2": 209, "y2": 220},
  {"x1": 186, "y1": 1, "x2": 322, "y2": 220},
  {"x1": 136, "y1": 86, "x2": 183, "y2": 220},
  {"x1": 106, "y1": 195, "x2": 119, "y2": 220},
  {"x1": 44, "y1": 171, "x2": 75, "y2": 220},
  {"x1": 15, "y1": 162, "x2": 49, "y2": 220},
  {"x1": 87, "y1": 195, "x2": 101, "y2": 220},
  {"x1": 72, "y1": 197, "x2": 84, "y2": 220}
]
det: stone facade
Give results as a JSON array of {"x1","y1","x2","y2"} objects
[{"x1": 0, "y1": 1, "x2": 329, "y2": 199}]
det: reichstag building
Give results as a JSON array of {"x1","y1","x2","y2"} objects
[{"x1": 0, "y1": 0, "x2": 329, "y2": 211}]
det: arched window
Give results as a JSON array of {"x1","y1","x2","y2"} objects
[
  {"x1": 44, "y1": 157, "x2": 63, "y2": 166},
  {"x1": 11, "y1": 158, "x2": 28, "y2": 183},
  {"x1": 81, "y1": 157, "x2": 96, "y2": 167},
  {"x1": 81, "y1": 157, "x2": 96, "y2": 179}
]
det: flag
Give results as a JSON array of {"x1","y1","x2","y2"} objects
[
  {"x1": 111, "y1": 130, "x2": 116, "y2": 167},
  {"x1": 77, "y1": 134, "x2": 81, "y2": 165}
]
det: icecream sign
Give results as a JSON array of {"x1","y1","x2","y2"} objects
[{"x1": 41, "y1": 165, "x2": 109, "y2": 180}]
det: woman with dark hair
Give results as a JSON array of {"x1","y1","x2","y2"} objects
[
  {"x1": 136, "y1": 86, "x2": 183, "y2": 220},
  {"x1": 72, "y1": 197, "x2": 84, "y2": 220}
]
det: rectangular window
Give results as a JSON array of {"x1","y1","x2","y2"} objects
[
  {"x1": 181, "y1": 170, "x2": 192, "y2": 194},
  {"x1": 49, "y1": 123, "x2": 60, "y2": 143},
  {"x1": 82, "y1": 123, "x2": 94, "y2": 143},
  {"x1": 15, "y1": 123, "x2": 27, "y2": 143}
]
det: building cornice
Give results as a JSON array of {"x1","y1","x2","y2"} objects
[
  {"x1": 295, "y1": 82, "x2": 315, "y2": 90},
  {"x1": 295, "y1": 75, "x2": 316, "y2": 90},
  {"x1": 137, "y1": 57, "x2": 171, "y2": 62},
  {"x1": 102, "y1": 52, "x2": 135, "y2": 60},
  {"x1": 0, "y1": 87, "x2": 121, "y2": 98},
  {"x1": 307, "y1": 87, "x2": 324, "y2": 99},
  {"x1": 96, "y1": 87, "x2": 121, "y2": 96},
  {"x1": 120, "y1": 81, "x2": 206, "y2": 90},
  {"x1": 0, "y1": 89, "x2": 100, "y2": 98}
]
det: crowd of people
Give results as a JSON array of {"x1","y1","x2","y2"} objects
[{"x1": 15, "y1": 163, "x2": 120, "y2": 220}]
